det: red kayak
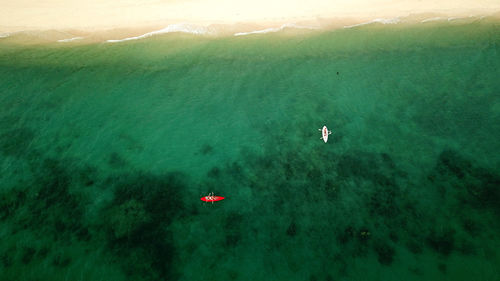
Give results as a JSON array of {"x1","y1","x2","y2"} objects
[{"x1": 201, "y1": 194, "x2": 225, "y2": 202}]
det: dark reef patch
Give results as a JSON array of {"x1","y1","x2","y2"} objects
[
  {"x1": 75, "y1": 227, "x2": 92, "y2": 242},
  {"x1": 389, "y1": 232, "x2": 399, "y2": 243},
  {"x1": 437, "y1": 262, "x2": 447, "y2": 273},
  {"x1": 52, "y1": 253, "x2": 72, "y2": 267},
  {"x1": 336, "y1": 152, "x2": 399, "y2": 182},
  {"x1": 37, "y1": 246, "x2": 50, "y2": 259},
  {"x1": 456, "y1": 238, "x2": 476, "y2": 255},
  {"x1": 228, "y1": 269, "x2": 238, "y2": 280},
  {"x1": 107, "y1": 198, "x2": 150, "y2": 240},
  {"x1": 225, "y1": 233, "x2": 241, "y2": 247},
  {"x1": 337, "y1": 153, "x2": 375, "y2": 179},
  {"x1": 337, "y1": 226, "x2": 355, "y2": 244},
  {"x1": 432, "y1": 149, "x2": 500, "y2": 214},
  {"x1": 334, "y1": 225, "x2": 372, "y2": 258},
  {"x1": 110, "y1": 172, "x2": 185, "y2": 218},
  {"x1": 34, "y1": 158, "x2": 73, "y2": 207},
  {"x1": 466, "y1": 169, "x2": 500, "y2": 212},
  {"x1": 374, "y1": 241, "x2": 395, "y2": 266},
  {"x1": 336, "y1": 151, "x2": 405, "y2": 220},
  {"x1": 461, "y1": 217, "x2": 481, "y2": 236},
  {"x1": 0, "y1": 128, "x2": 35, "y2": 157},
  {"x1": 108, "y1": 152, "x2": 127, "y2": 169},
  {"x1": 0, "y1": 189, "x2": 27, "y2": 221},
  {"x1": 436, "y1": 149, "x2": 471, "y2": 179},
  {"x1": 406, "y1": 240, "x2": 423, "y2": 254},
  {"x1": 322, "y1": 178, "x2": 340, "y2": 200},
  {"x1": 207, "y1": 167, "x2": 221, "y2": 178},
  {"x1": 0, "y1": 252, "x2": 13, "y2": 268},
  {"x1": 369, "y1": 183, "x2": 398, "y2": 218},
  {"x1": 224, "y1": 212, "x2": 244, "y2": 247},
  {"x1": 75, "y1": 164, "x2": 98, "y2": 187},
  {"x1": 1, "y1": 100, "x2": 499, "y2": 281},
  {"x1": 0, "y1": 125, "x2": 188, "y2": 280},
  {"x1": 426, "y1": 228, "x2": 455, "y2": 256},
  {"x1": 27, "y1": 158, "x2": 85, "y2": 240},
  {"x1": 199, "y1": 144, "x2": 214, "y2": 155},
  {"x1": 103, "y1": 172, "x2": 187, "y2": 280},
  {"x1": 225, "y1": 161, "x2": 247, "y2": 183},
  {"x1": 20, "y1": 246, "x2": 36, "y2": 264}
]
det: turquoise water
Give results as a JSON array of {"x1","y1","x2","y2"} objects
[{"x1": 1, "y1": 21, "x2": 499, "y2": 281}]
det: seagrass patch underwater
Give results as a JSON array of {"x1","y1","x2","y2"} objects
[{"x1": 0, "y1": 21, "x2": 499, "y2": 281}]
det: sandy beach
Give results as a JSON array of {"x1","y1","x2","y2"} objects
[{"x1": 1, "y1": 0, "x2": 500, "y2": 34}]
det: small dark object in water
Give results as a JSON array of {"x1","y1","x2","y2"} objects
[
  {"x1": 207, "y1": 167, "x2": 221, "y2": 178},
  {"x1": 108, "y1": 152, "x2": 127, "y2": 168},
  {"x1": 1, "y1": 253, "x2": 13, "y2": 267},
  {"x1": 389, "y1": 232, "x2": 399, "y2": 242},
  {"x1": 52, "y1": 253, "x2": 71, "y2": 267},
  {"x1": 336, "y1": 72, "x2": 339, "y2": 75},
  {"x1": 225, "y1": 233, "x2": 240, "y2": 247},
  {"x1": 337, "y1": 226, "x2": 355, "y2": 244},
  {"x1": 21, "y1": 247, "x2": 36, "y2": 264},
  {"x1": 374, "y1": 242, "x2": 395, "y2": 265},
  {"x1": 286, "y1": 222, "x2": 297, "y2": 237},
  {"x1": 37, "y1": 247, "x2": 50, "y2": 259},
  {"x1": 200, "y1": 144, "x2": 214, "y2": 155},
  {"x1": 426, "y1": 229, "x2": 455, "y2": 256},
  {"x1": 359, "y1": 229, "x2": 371, "y2": 241},
  {"x1": 438, "y1": 263, "x2": 447, "y2": 273},
  {"x1": 406, "y1": 240, "x2": 423, "y2": 254}
]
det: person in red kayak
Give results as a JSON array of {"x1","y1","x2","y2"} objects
[
  {"x1": 201, "y1": 192, "x2": 224, "y2": 203},
  {"x1": 206, "y1": 192, "x2": 215, "y2": 201}
]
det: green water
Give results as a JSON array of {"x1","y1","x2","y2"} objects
[{"x1": 1, "y1": 21, "x2": 499, "y2": 281}]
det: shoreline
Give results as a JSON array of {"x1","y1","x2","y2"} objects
[
  {"x1": 0, "y1": 12, "x2": 499, "y2": 45},
  {"x1": 2, "y1": 0, "x2": 500, "y2": 30}
]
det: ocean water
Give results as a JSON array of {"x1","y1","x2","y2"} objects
[{"x1": 0, "y1": 20, "x2": 499, "y2": 281}]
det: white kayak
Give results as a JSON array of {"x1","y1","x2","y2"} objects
[{"x1": 319, "y1": 125, "x2": 332, "y2": 143}]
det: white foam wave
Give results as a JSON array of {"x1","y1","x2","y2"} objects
[
  {"x1": 448, "y1": 15, "x2": 476, "y2": 22},
  {"x1": 421, "y1": 17, "x2": 443, "y2": 23},
  {"x1": 0, "y1": 33, "x2": 10, "y2": 38},
  {"x1": 343, "y1": 18, "x2": 400, "y2": 29},
  {"x1": 107, "y1": 23, "x2": 210, "y2": 43},
  {"x1": 57, "y1": 37, "x2": 84, "y2": 42},
  {"x1": 234, "y1": 23, "x2": 318, "y2": 36}
]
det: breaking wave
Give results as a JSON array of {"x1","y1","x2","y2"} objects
[
  {"x1": 233, "y1": 23, "x2": 318, "y2": 36},
  {"x1": 421, "y1": 17, "x2": 444, "y2": 23},
  {"x1": 343, "y1": 18, "x2": 401, "y2": 29},
  {"x1": 57, "y1": 37, "x2": 84, "y2": 42},
  {"x1": 107, "y1": 23, "x2": 210, "y2": 43}
]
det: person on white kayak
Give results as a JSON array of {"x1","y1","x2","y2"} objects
[{"x1": 319, "y1": 125, "x2": 332, "y2": 143}]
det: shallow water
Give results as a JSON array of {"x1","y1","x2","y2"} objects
[{"x1": 0, "y1": 21, "x2": 499, "y2": 281}]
